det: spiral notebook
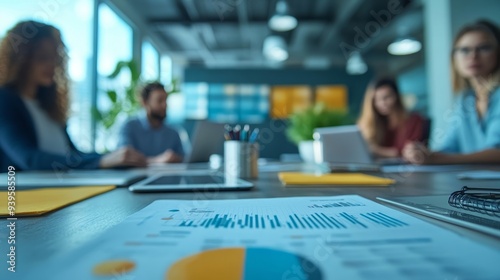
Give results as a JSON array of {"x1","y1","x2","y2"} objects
[{"x1": 448, "y1": 187, "x2": 500, "y2": 215}]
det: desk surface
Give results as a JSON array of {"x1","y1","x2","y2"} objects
[{"x1": 1, "y1": 164, "x2": 500, "y2": 278}]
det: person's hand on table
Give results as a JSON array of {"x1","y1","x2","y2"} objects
[
  {"x1": 368, "y1": 143, "x2": 399, "y2": 158},
  {"x1": 402, "y1": 142, "x2": 432, "y2": 165},
  {"x1": 99, "y1": 147, "x2": 147, "y2": 168},
  {"x1": 148, "y1": 149, "x2": 183, "y2": 164}
]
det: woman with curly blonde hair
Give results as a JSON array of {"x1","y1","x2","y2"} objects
[{"x1": 0, "y1": 20, "x2": 146, "y2": 171}]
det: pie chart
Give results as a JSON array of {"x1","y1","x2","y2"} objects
[
  {"x1": 166, "y1": 247, "x2": 322, "y2": 280},
  {"x1": 92, "y1": 260, "x2": 135, "y2": 276}
]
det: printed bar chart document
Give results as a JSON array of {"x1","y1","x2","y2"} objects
[{"x1": 39, "y1": 195, "x2": 500, "y2": 280}]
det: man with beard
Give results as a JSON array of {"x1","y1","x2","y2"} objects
[{"x1": 118, "y1": 82, "x2": 184, "y2": 164}]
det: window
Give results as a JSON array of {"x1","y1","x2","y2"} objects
[
  {"x1": 141, "y1": 40, "x2": 159, "y2": 81},
  {"x1": 160, "y1": 55, "x2": 173, "y2": 86},
  {"x1": 95, "y1": 3, "x2": 134, "y2": 152},
  {"x1": 0, "y1": 0, "x2": 95, "y2": 152}
]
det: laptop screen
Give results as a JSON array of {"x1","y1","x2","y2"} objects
[{"x1": 184, "y1": 121, "x2": 225, "y2": 163}]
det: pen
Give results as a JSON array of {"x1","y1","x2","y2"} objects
[
  {"x1": 225, "y1": 124, "x2": 234, "y2": 140},
  {"x1": 249, "y1": 128, "x2": 259, "y2": 143},
  {"x1": 241, "y1": 124, "x2": 250, "y2": 142},
  {"x1": 233, "y1": 125, "x2": 241, "y2": 141}
]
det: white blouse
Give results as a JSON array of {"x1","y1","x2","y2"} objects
[{"x1": 22, "y1": 97, "x2": 70, "y2": 156}]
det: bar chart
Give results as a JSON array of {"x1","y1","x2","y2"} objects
[
  {"x1": 169, "y1": 210, "x2": 408, "y2": 230},
  {"x1": 308, "y1": 201, "x2": 365, "y2": 208}
]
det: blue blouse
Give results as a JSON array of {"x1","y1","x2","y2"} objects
[{"x1": 435, "y1": 87, "x2": 500, "y2": 154}]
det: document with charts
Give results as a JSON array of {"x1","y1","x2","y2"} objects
[{"x1": 42, "y1": 195, "x2": 500, "y2": 280}]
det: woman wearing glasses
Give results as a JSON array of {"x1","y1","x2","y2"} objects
[{"x1": 404, "y1": 20, "x2": 500, "y2": 164}]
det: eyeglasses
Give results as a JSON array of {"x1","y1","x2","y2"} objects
[{"x1": 453, "y1": 44, "x2": 496, "y2": 57}]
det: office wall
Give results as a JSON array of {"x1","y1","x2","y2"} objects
[
  {"x1": 183, "y1": 67, "x2": 373, "y2": 159},
  {"x1": 451, "y1": 0, "x2": 500, "y2": 34},
  {"x1": 184, "y1": 67, "x2": 373, "y2": 116},
  {"x1": 397, "y1": 64, "x2": 428, "y2": 116}
]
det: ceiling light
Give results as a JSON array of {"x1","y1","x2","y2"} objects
[
  {"x1": 388, "y1": 37, "x2": 422, "y2": 55},
  {"x1": 346, "y1": 51, "x2": 368, "y2": 75},
  {"x1": 268, "y1": 0, "x2": 297, "y2": 32},
  {"x1": 263, "y1": 36, "x2": 289, "y2": 62}
]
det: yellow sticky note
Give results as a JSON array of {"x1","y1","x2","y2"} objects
[
  {"x1": 0, "y1": 186, "x2": 115, "y2": 217},
  {"x1": 278, "y1": 172, "x2": 394, "y2": 187}
]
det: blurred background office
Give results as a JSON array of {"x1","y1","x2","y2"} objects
[{"x1": 1, "y1": 0, "x2": 498, "y2": 160}]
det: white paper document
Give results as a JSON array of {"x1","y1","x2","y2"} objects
[
  {"x1": 42, "y1": 195, "x2": 500, "y2": 280},
  {"x1": 458, "y1": 170, "x2": 500, "y2": 180},
  {"x1": 382, "y1": 164, "x2": 474, "y2": 173}
]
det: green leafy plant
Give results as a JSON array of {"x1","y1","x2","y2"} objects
[
  {"x1": 168, "y1": 77, "x2": 182, "y2": 94},
  {"x1": 286, "y1": 103, "x2": 352, "y2": 145},
  {"x1": 92, "y1": 60, "x2": 142, "y2": 131}
]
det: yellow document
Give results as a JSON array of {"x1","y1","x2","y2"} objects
[
  {"x1": 278, "y1": 172, "x2": 395, "y2": 187},
  {"x1": 0, "y1": 186, "x2": 115, "y2": 216}
]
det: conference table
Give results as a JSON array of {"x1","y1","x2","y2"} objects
[{"x1": 1, "y1": 162, "x2": 500, "y2": 279}]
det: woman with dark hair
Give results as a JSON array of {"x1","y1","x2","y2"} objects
[
  {"x1": 358, "y1": 77, "x2": 426, "y2": 158},
  {"x1": 404, "y1": 19, "x2": 500, "y2": 165},
  {"x1": 0, "y1": 20, "x2": 147, "y2": 171}
]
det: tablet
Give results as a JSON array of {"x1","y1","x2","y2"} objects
[{"x1": 128, "y1": 173, "x2": 254, "y2": 192}]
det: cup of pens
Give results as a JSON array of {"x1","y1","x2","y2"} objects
[{"x1": 224, "y1": 124, "x2": 259, "y2": 180}]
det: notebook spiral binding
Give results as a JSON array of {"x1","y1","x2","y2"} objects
[{"x1": 448, "y1": 186, "x2": 500, "y2": 217}]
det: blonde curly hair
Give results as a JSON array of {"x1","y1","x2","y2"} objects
[{"x1": 0, "y1": 20, "x2": 69, "y2": 124}]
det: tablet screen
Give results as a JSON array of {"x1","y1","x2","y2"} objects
[
  {"x1": 146, "y1": 175, "x2": 224, "y2": 185},
  {"x1": 129, "y1": 173, "x2": 254, "y2": 192}
]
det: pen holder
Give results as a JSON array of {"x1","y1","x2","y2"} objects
[{"x1": 224, "y1": 141, "x2": 259, "y2": 179}]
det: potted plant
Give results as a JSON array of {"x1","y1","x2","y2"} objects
[
  {"x1": 92, "y1": 60, "x2": 142, "y2": 152},
  {"x1": 286, "y1": 103, "x2": 352, "y2": 163}
]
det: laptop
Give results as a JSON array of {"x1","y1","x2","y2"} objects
[
  {"x1": 148, "y1": 120, "x2": 225, "y2": 170},
  {"x1": 313, "y1": 125, "x2": 400, "y2": 171},
  {"x1": 183, "y1": 120, "x2": 225, "y2": 163},
  {"x1": 377, "y1": 195, "x2": 500, "y2": 238},
  {"x1": 0, "y1": 169, "x2": 147, "y2": 189}
]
